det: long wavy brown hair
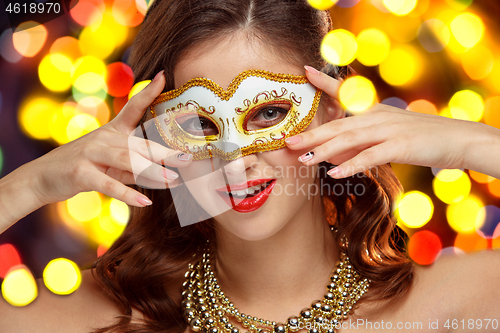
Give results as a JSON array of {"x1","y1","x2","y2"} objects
[{"x1": 91, "y1": 1, "x2": 414, "y2": 332}]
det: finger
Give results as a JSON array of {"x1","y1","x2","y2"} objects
[
  {"x1": 112, "y1": 70, "x2": 166, "y2": 134},
  {"x1": 106, "y1": 168, "x2": 180, "y2": 189},
  {"x1": 89, "y1": 171, "x2": 154, "y2": 207},
  {"x1": 88, "y1": 145, "x2": 179, "y2": 182},
  {"x1": 297, "y1": 125, "x2": 386, "y2": 165},
  {"x1": 326, "y1": 142, "x2": 395, "y2": 178},
  {"x1": 286, "y1": 115, "x2": 372, "y2": 150},
  {"x1": 126, "y1": 131, "x2": 193, "y2": 167},
  {"x1": 304, "y1": 65, "x2": 341, "y2": 100}
]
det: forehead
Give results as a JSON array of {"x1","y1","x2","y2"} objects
[{"x1": 173, "y1": 32, "x2": 303, "y2": 90}]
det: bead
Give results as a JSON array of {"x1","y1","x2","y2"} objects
[
  {"x1": 300, "y1": 308, "x2": 313, "y2": 319},
  {"x1": 309, "y1": 328, "x2": 319, "y2": 333},
  {"x1": 311, "y1": 300, "x2": 322, "y2": 311},
  {"x1": 184, "y1": 308, "x2": 196, "y2": 319},
  {"x1": 327, "y1": 282, "x2": 337, "y2": 290},
  {"x1": 201, "y1": 311, "x2": 211, "y2": 319},
  {"x1": 314, "y1": 315, "x2": 324, "y2": 324},
  {"x1": 331, "y1": 274, "x2": 339, "y2": 281},
  {"x1": 231, "y1": 328, "x2": 240, "y2": 333},
  {"x1": 190, "y1": 317, "x2": 203, "y2": 332},
  {"x1": 324, "y1": 292, "x2": 334, "y2": 301},
  {"x1": 182, "y1": 300, "x2": 195, "y2": 309},
  {"x1": 321, "y1": 303, "x2": 332, "y2": 313},
  {"x1": 225, "y1": 323, "x2": 234, "y2": 330},
  {"x1": 274, "y1": 323, "x2": 286, "y2": 333},
  {"x1": 208, "y1": 327, "x2": 219, "y2": 333},
  {"x1": 335, "y1": 310, "x2": 342, "y2": 316},
  {"x1": 243, "y1": 320, "x2": 250, "y2": 328},
  {"x1": 287, "y1": 316, "x2": 299, "y2": 329},
  {"x1": 205, "y1": 317, "x2": 216, "y2": 326},
  {"x1": 220, "y1": 316, "x2": 229, "y2": 324}
]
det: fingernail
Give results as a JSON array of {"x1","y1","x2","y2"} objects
[
  {"x1": 137, "y1": 195, "x2": 152, "y2": 206},
  {"x1": 298, "y1": 151, "x2": 314, "y2": 162},
  {"x1": 304, "y1": 65, "x2": 320, "y2": 75},
  {"x1": 163, "y1": 168, "x2": 179, "y2": 180},
  {"x1": 327, "y1": 166, "x2": 343, "y2": 178},
  {"x1": 153, "y1": 70, "x2": 165, "y2": 82},
  {"x1": 285, "y1": 136, "x2": 302, "y2": 145},
  {"x1": 177, "y1": 153, "x2": 193, "y2": 161}
]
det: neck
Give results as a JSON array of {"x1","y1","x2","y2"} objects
[{"x1": 214, "y1": 197, "x2": 339, "y2": 322}]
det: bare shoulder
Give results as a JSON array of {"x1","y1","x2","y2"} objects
[
  {"x1": 412, "y1": 250, "x2": 500, "y2": 318},
  {"x1": 0, "y1": 269, "x2": 124, "y2": 333}
]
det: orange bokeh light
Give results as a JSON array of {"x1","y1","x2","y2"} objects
[
  {"x1": 407, "y1": 99, "x2": 438, "y2": 115},
  {"x1": 408, "y1": 230, "x2": 442, "y2": 265}
]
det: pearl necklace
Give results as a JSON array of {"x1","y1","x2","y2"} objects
[{"x1": 181, "y1": 246, "x2": 370, "y2": 333}]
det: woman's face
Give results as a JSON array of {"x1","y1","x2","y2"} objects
[{"x1": 173, "y1": 32, "x2": 340, "y2": 242}]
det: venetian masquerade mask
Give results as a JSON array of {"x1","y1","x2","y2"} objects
[{"x1": 149, "y1": 69, "x2": 322, "y2": 161}]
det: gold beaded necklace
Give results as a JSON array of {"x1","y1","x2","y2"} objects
[{"x1": 181, "y1": 242, "x2": 370, "y2": 333}]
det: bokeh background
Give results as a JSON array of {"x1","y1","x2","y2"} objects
[{"x1": 1, "y1": 0, "x2": 500, "y2": 305}]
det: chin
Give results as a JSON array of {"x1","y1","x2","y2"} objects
[{"x1": 214, "y1": 212, "x2": 289, "y2": 242}]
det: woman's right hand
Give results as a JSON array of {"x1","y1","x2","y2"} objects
[{"x1": 12, "y1": 70, "x2": 192, "y2": 211}]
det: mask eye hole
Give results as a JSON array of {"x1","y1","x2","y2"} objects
[
  {"x1": 176, "y1": 114, "x2": 219, "y2": 137},
  {"x1": 244, "y1": 101, "x2": 291, "y2": 131}
]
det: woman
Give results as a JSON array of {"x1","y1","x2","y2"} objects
[{"x1": 1, "y1": 0, "x2": 500, "y2": 332}]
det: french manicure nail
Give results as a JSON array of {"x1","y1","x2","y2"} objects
[
  {"x1": 298, "y1": 151, "x2": 314, "y2": 162},
  {"x1": 327, "y1": 166, "x2": 343, "y2": 178},
  {"x1": 177, "y1": 153, "x2": 193, "y2": 161},
  {"x1": 163, "y1": 168, "x2": 179, "y2": 180},
  {"x1": 304, "y1": 65, "x2": 320, "y2": 75},
  {"x1": 285, "y1": 136, "x2": 302, "y2": 145},
  {"x1": 153, "y1": 70, "x2": 165, "y2": 82},
  {"x1": 137, "y1": 195, "x2": 152, "y2": 206}
]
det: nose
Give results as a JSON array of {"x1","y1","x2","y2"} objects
[{"x1": 221, "y1": 153, "x2": 259, "y2": 177}]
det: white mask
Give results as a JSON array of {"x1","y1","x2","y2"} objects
[{"x1": 149, "y1": 69, "x2": 322, "y2": 160}]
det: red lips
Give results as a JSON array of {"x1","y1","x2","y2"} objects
[{"x1": 215, "y1": 179, "x2": 276, "y2": 213}]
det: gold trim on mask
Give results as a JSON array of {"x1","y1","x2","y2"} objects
[{"x1": 149, "y1": 69, "x2": 322, "y2": 161}]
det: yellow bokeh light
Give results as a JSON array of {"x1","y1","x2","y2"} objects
[
  {"x1": 379, "y1": 46, "x2": 422, "y2": 86},
  {"x1": 446, "y1": 196, "x2": 484, "y2": 234},
  {"x1": 356, "y1": 28, "x2": 390, "y2": 66},
  {"x1": 383, "y1": 0, "x2": 417, "y2": 16},
  {"x1": 109, "y1": 198, "x2": 130, "y2": 226},
  {"x1": 469, "y1": 170, "x2": 494, "y2": 184},
  {"x1": 67, "y1": 191, "x2": 102, "y2": 222},
  {"x1": 72, "y1": 56, "x2": 107, "y2": 94},
  {"x1": 461, "y1": 45, "x2": 494, "y2": 81},
  {"x1": 448, "y1": 90, "x2": 484, "y2": 122},
  {"x1": 19, "y1": 97, "x2": 58, "y2": 140},
  {"x1": 433, "y1": 169, "x2": 471, "y2": 204},
  {"x1": 43, "y1": 258, "x2": 82, "y2": 295},
  {"x1": 450, "y1": 13, "x2": 484, "y2": 49},
  {"x1": 1, "y1": 267, "x2": 38, "y2": 306},
  {"x1": 12, "y1": 21, "x2": 47, "y2": 57},
  {"x1": 418, "y1": 18, "x2": 450, "y2": 52},
  {"x1": 49, "y1": 102, "x2": 79, "y2": 144},
  {"x1": 77, "y1": 96, "x2": 111, "y2": 125},
  {"x1": 128, "y1": 80, "x2": 151, "y2": 99},
  {"x1": 79, "y1": 25, "x2": 116, "y2": 60},
  {"x1": 385, "y1": 16, "x2": 420, "y2": 43},
  {"x1": 484, "y1": 96, "x2": 500, "y2": 129},
  {"x1": 38, "y1": 53, "x2": 73, "y2": 92},
  {"x1": 396, "y1": 191, "x2": 434, "y2": 228},
  {"x1": 338, "y1": 76, "x2": 377, "y2": 113},
  {"x1": 66, "y1": 114, "x2": 101, "y2": 142},
  {"x1": 321, "y1": 29, "x2": 358, "y2": 66},
  {"x1": 95, "y1": 215, "x2": 127, "y2": 247},
  {"x1": 307, "y1": 0, "x2": 338, "y2": 10},
  {"x1": 445, "y1": 0, "x2": 472, "y2": 10}
]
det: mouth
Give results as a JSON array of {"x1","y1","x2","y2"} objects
[{"x1": 215, "y1": 179, "x2": 276, "y2": 213}]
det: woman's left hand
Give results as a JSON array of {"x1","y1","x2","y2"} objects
[{"x1": 285, "y1": 66, "x2": 500, "y2": 179}]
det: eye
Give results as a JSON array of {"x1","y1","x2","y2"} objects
[
  {"x1": 245, "y1": 103, "x2": 291, "y2": 131},
  {"x1": 176, "y1": 114, "x2": 219, "y2": 137}
]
